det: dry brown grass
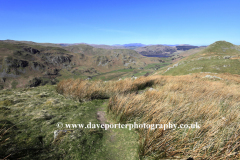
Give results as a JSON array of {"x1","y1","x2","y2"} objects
[
  {"x1": 56, "y1": 73, "x2": 240, "y2": 159},
  {"x1": 56, "y1": 76, "x2": 159, "y2": 101},
  {"x1": 0, "y1": 123, "x2": 12, "y2": 159}
]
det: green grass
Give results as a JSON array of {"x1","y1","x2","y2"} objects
[
  {"x1": 0, "y1": 85, "x2": 140, "y2": 159},
  {"x1": 90, "y1": 62, "x2": 171, "y2": 81},
  {"x1": 0, "y1": 85, "x2": 103, "y2": 159},
  {"x1": 97, "y1": 101, "x2": 139, "y2": 160},
  {"x1": 91, "y1": 68, "x2": 141, "y2": 81},
  {"x1": 110, "y1": 68, "x2": 135, "y2": 73},
  {"x1": 0, "y1": 41, "x2": 68, "y2": 54},
  {"x1": 144, "y1": 62, "x2": 170, "y2": 69},
  {"x1": 164, "y1": 41, "x2": 240, "y2": 76},
  {"x1": 102, "y1": 128, "x2": 139, "y2": 160},
  {"x1": 164, "y1": 58, "x2": 240, "y2": 76},
  {"x1": 57, "y1": 62, "x2": 170, "y2": 82},
  {"x1": 57, "y1": 69, "x2": 88, "y2": 80}
]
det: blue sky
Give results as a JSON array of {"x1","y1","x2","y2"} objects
[{"x1": 0, "y1": 0, "x2": 239, "y2": 45}]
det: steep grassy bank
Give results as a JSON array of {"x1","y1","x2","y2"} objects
[{"x1": 57, "y1": 74, "x2": 240, "y2": 159}]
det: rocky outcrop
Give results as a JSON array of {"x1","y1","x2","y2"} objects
[
  {"x1": 122, "y1": 55, "x2": 136, "y2": 66},
  {"x1": 31, "y1": 62, "x2": 46, "y2": 71},
  {"x1": 0, "y1": 70, "x2": 20, "y2": 78},
  {"x1": 28, "y1": 77, "x2": 59, "y2": 87},
  {"x1": 1, "y1": 57, "x2": 29, "y2": 75},
  {"x1": 18, "y1": 60, "x2": 29, "y2": 67},
  {"x1": 96, "y1": 56, "x2": 109, "y2": 66},
  {"x1": 3, "y1": 57, "x2": 29, "y2": 69},
  {"x1": 29, "y1": 77, "x2": 42, "y2": 87},
  {"x1": 23, "y1": 47, "x2": 40, "y2": 54},
  {"x1": 45, "y1": 55, "x2": 72, "y2": 66}
]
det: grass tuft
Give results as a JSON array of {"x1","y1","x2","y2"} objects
[{"x1": 56, "y1": 73, "x2": 240, "y2": 159}]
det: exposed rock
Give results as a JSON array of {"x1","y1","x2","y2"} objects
[
  {"x1": 0, "y1": 70, "x2": 20, "y2": 78},
  {"x1": 188, "y1": 67, "x2": 203, "y2": 71},
  {"x1": 3, "y1": 57, "x2": 28, "y2": 68},
  {"x1": 83, "y1": 68, "x2": 98, "y2": 74},
  {"x1": 124, "y1": 63, "x2": 130, "y2": 66},
  {"x1": 44, "y1": 69, "x2": 60, "y2": 75},
  {"x1": 1, "y1": 77, "x2": 6, "y2": 82},
  {"x1": 223, "y1": 56, "x2": 231, "y2": 59},
  {"x1": 28, "y1": 77, "x2": 58, "y2": 87},
  {"x1": 86, "y1": 76, "x2": 92, "y2": 80},
  {"x1": 46, "y1": 55, "x2": 72, "y2": 65},
  {"x1": 203, "y1": 75, "x2": 222, "y2": 80},
  {"x1": 223, "y1": 65, "x2": 230, "y2": 67},
  {"x1": 31, "y1": 62, "x2": 45, "y2": 71},
  {"x1": 29, "y1": 78, "x2": 42, "y2": 87},
  {"x1": 23, "y1": 47, "x2": 40, "y2": 54},
  {"x1": 144, "y1": 72, "x2": 150, "y2": 77},
  {"x1": 149, "y1": 88, "x2": 158, "y2": 91},
  {"x1": 1, "y1": 57, "x2": 29, "y2": 75},
  {"x1": 18, "y1": 60, "x2": 29, "y2": 67},
  {"x1": 164, "y1": 62, "x2": 179, "y2": 73},
  {"x1": 96, "y1": 56, "x2": 109, "y2": 66}
]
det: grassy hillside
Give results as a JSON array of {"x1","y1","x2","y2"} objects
[
  {"x1": 0, "y1": 41, "x2": 73, "y2": 88},
  {"x1": 55, "y1": 73, "x2": 240, "y2": 159},
  {"x1": 0, "y1": 85, "x2": 139, "y2": 159},
  {"x1": 163, "y1": 41, "x2": 240, "y2": 75},
  {"x1": 176, "y1": 47, "x2": 206, "y2": 57},
  {"x1": 0, "y1": 40, "x2": 167, "y2": 89},
  {"x1": 2, "y1": 40, "x2": 240, "y2": 159}
]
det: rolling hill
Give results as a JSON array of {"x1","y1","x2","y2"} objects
[
  {"x1": 2, "y1": 40, "x2": 240, "y2": 159},
  {"x1": 134, "y1": 45, "x2": 177, "y2": 56},
  {"x1": 162, "y1": 41, "x2": 240, "y2": 75},
  {"x1": 0, "y1": 40, "x2": 166, "y2": 89}
]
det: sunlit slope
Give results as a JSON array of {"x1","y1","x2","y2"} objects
[
  {"x1": 56, "y1": 73, "x2": 240, "y2": 159},
  {"x1": 0, "y1": 40, "x2": 166, "y2": 89},
  {"x1": 163, "y1": 41, "x2": 240, "y2": 75}
]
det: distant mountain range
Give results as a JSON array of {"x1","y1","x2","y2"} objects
[
  {"x1": 113, "y1": 43, "x2": 147, "y2": 47},
  {"x1": 56, "y1": 43, "x2": 207, "y2": 56},
  {"x1": 58, "y1": 43, "x2": 206, "y2": 47}
]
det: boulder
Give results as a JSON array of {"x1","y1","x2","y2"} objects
[{"x1": 29, "y1": 78, "x2": 42, "y2": 87}]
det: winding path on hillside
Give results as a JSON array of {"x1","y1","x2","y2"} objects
[{"x1": 96, "y1": 101, "x2": 139, "y2": 160}]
